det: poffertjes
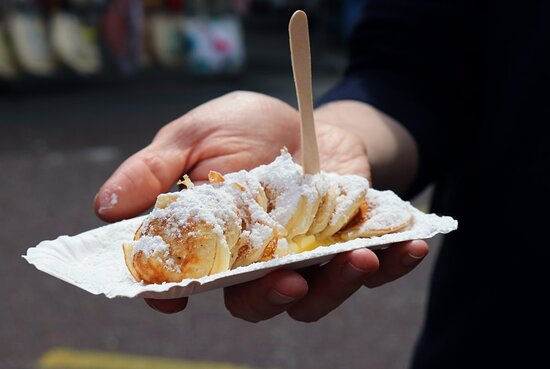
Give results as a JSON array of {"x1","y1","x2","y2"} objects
[{"x1": 123, "y1": 150, "x2": 412, "y2": 284}]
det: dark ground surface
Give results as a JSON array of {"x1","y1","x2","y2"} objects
[{"x1": 0, "y1": 16, "x2": 439, "y2": 369}]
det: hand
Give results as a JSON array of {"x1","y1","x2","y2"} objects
[
  {"x1": 95, "y1": 91, "x2": 428, "y2": 321},
  {"x1": 95, "y1": 91, "x2": 371, "y2": 220}
]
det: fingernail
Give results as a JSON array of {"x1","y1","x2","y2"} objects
[
  {"x1": 408, "y1": 252, "x2": 425, "y2": 259},
  {"x1": 267, "y1": 289, "x2": 296, "y2": 305},
  {"x1": 144, "y1": 298, "x2": 161, "y2": 312},
  {"x1": 341, "y1": 262, "x2": 369, "y2": 281},
  {"x1": 402, "y1": 252, "x2": 425, "y2": 267},
  {"x1": 96, "y1": 184, "x2": 121, "y2": 214}
]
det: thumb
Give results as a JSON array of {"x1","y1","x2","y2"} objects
[{"x1": 94, "y1": 144, "x2": 191, "y2": 222}]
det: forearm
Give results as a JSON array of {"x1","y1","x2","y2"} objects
[{"x1": 314, "y1": 100, "x2": 418, "y2": 195}]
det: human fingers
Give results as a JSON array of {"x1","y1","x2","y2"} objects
[
  {"x1": 94, "y1": 142, "x2": 193, "y2": 222},
  {"x1": 145, "y1": 297, "x2": 188, "y2": 314},
  {"x1": 224, "y1": 269, "x2": 309, "y2": 323},
  {"x1": 364, "y1": 240, "x2": 429, "y2": 288},
  {"x1": 286, "y1": 248, "x2": 379, "y2": 322}
]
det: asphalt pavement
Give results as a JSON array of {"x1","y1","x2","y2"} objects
[{"x1": 0, "y1": 20, "x2": 439, "y2": 369}]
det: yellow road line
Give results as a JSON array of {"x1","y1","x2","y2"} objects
[{"x1": 38, "y1": 348, "x2": 262, "y2": 369}]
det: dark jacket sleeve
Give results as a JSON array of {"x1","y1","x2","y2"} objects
[{"x1": 317, "y1": 0, "x2": 476, "y2": 198}]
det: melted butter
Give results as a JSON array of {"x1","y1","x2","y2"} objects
[{"x1": 291, "y1": 234, "x2": 339, "y2": 253}]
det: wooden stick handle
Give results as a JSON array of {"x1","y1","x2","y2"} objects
[{"x1": 289, "y1": 10, "x2": 320, "y2": 175}]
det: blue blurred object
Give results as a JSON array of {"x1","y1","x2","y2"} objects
[{"x1": 341, "y1": 0, "x2": 367, "y2": 39}]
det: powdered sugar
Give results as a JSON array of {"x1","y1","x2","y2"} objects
[
  {"x1": 143, "y1": 184, "x2": 241, "y2": 243},
  {"x1": 251, "y1": 150, "x2": 317, "y2": 225},
  {"x1": 221, "y1": 170, "x2": 280, "y2": 248},
  {"x1": 135, "y1": 150, "x2": 372, "y2": 271},
  {"x1": 132, "y1": 235, "x2": 169, "y2": 257},
  {"x1": 109, "y1": 193, "x2": 118, "y2": 206},
  {"x1": 248, "y1": 223, "x2": 274, "y2": 248},
  {"x1": 307, "y1": 172, "x2": 330, "y2": 198},
  {"x1": 329, "y1": 173, "x2": 369, "y2": 226},
  {"x1": 361, "y1": 190, "x2": 412, "y2": 231}
]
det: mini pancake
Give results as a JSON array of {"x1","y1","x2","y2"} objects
[
  {"x1": 284, "y1": 192, "x2": 321, "y2": 240},
  {"x1": 316, "y1": 174, "x2": 369, "y2": 239},
  {"x1": 216, "y1": 170, "x2": 280, "y2": 268},
  {"x1": 250, "y1": 150, "x2": 319, "y2": 240},
  {"x1": 122, "y1": 151, "x2": 415, "y2": 285},
  {"x1": 307, "y1": 174, "x2": 339, "y2": 235},
  {"x1": 126, "y1": 218, "x2": 219, "y2": 282},
  {"x1": 231, "y1": 220, "x2": 277, "y2": 268},
  {"x1": 232, "y1": 227, "x2": 276, "y2": 268},
  {"x1": 339, "y1": 189, "x2": 412, "y2": 240},
  {"x1": 124, "y1": 183, "x2": 243, "y2": 283}
]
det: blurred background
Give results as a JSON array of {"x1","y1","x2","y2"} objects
[{"x1": 1, "y1": 1, "x2": 438, "y2": 369}]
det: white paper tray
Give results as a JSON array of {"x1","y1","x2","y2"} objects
[{"x1": 24, "y1": 205, "x2": 457, "y2": 299}]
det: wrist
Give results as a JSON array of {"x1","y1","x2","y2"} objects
[{"x1": 314, "y1": 100, "x2": 418, "y2": 194}]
